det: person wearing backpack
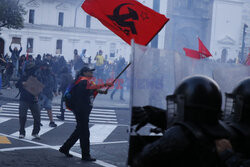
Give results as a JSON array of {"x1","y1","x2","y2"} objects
[
  {"x1": 59, "y1": 66, "x2": 113, "y2": 161},
  {"x1": 131, "y1": 75, "x2": 233, "y2": 167}
]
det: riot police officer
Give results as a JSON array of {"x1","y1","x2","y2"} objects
[
  {"x1": 217, "y1": 77, "x2": 250, "y2": 167},
  {"x1": 131, "y1": 75, "x2": 232, "y2": 167}
]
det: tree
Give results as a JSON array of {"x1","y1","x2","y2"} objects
[{"x1": 0, "y1": 0, "x2": 26, "y2": 31}]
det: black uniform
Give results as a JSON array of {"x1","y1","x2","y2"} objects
[
  {"x1": 131, "y1": 75, "x2": 233, "y2": 167},
  {"x1": 60, "y1": 79, "x2": 95, "y2": 158},
  {"x1": 221, "y1": 78, "x2": 250, "y2": 167}
]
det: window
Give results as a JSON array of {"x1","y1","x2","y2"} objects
[
  {"x1": 58, "y1": 12, "x2": 64, "y2": 26},
  {"x1": 56, "y1": 40, "x2": 63, "y2": 54},
  {"x1": 27, "y1": 38, "x2": 34, "y2": 53},
  {"x1": 86, "y1": 15, "x2": 91, "y2": 28},
  {"x1": 29, "y1": 9, "x2": 35, "y2": 24}
]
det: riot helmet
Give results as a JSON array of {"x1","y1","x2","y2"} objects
[
  {"x1": 167, "y1": 75, "x2": 222, "y2": 125},
  {"x1": 224, "y1": 77, "x2": 250, "y2": 124}
]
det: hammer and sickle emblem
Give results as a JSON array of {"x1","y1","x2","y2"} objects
[{"x1": 108, "y1": 3, "x2": 139, "y2": 35}]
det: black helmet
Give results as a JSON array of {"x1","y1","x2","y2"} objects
[
  {"x1": 167, "y1": 75, "x2": 222, "y2": 124},
  {"x1": 225, "y1": 77, "x2": 250, "y2": 124}
]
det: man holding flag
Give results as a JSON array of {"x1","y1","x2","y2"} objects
[{"x1": 58, "y1": 0, "x2": 169, "y2": 162}]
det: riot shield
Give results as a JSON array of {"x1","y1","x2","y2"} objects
[
  {"x1": 127, "y1": 43, "x2": 250, "y2": 166},
  {"x1": 127, "y1": 44, "x2": 175, "y2": 166}
]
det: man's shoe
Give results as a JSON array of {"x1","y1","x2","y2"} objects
[
  {"x1": 59, "y1": 147, "x2": 73, "y2": 157},
  {"x1": 56, "y1": 115, "x2": 64, "y2": 121},
  {"x1": 32, "y1": 134, "x2": 40, "y2": 139},
  {"x1": 49, "y1": 122, "x2": 57, "y2": 127},
  {"x1": 19, "y1": 134, "x2": 25, "y2": 139},
  {"x1": 82, "y1": 156, "x2": 96, "y2": 161}
]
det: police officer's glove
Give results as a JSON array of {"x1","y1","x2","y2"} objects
[
  {"x1": 132, "y1": 105, "x2": 167, "y2": 132},
  {"x1": 132, "y1": 106, "x2": 148, "y2": 132},
  {"x1": 143, "y1": 105, "x2": 167, "y2": 131}
]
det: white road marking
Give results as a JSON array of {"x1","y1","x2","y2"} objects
[
  {"x1": 0, "y1": 102, "x2": 118, "y2": 124},
  {"x1": 0, "y1": 132, "x2": 118, "y2": 167},
  {"x1": 0, "y1": 117, "x2": 11, "y2": 124},
  {"x1": 90, "y1": 124, "x2": 117, "y2": 143},
  {"x1": 10, "y1": 120, "x2": 63, "y2": 140},
  {"x1": 75, "y1": 124, "x2": 117, "y2": 144},
  {"x1": 0, "y1": 145, "x2": 48, "y2": 152},
  {"x1": 0, "y1": 114, "x2": 118, "y2": 124}
]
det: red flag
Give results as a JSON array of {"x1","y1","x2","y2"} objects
[
  {"x1": 245, "y1": 53, "x2": 250, "y2": 66},
  {"x1": 26, "y1": 50, "x2": 29, "y2": 60},
  {"x1": 198, "y1": 38, "x2": 212, "y2": 58},
  {"x1": 183, "y1": 48, "x2": 201, "y2": 59},
  {"x1": 82, "y1": 0, "x2": 169, "y2": 46}
]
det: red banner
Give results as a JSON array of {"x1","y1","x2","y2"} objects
[
  {"x1": 183, "y1": 48, "x2": 201, "y2": 59},
  {"x1": 184, "y1": 38, "x2": 213, "y2": 59},
  {"x1": 198, "y1": 38, "x2": 212, "y2": 58},
  {"x1": 246, "y1": 53, "x2": 250, "y2": 66},
  {"x1": 82, "y1": 0, "x2": 169, "y2": 46}
]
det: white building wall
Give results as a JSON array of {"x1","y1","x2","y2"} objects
[
  {"x1": 0, "y1": 0, "x2": 131, "y2": 62},
  {"x1": 210, "y1": 0, "x2": 244, "y2": 61}
]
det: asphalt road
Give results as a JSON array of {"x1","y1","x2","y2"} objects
[{"x1": 0, "y1": 98, "x2": 131, "y2": 167}]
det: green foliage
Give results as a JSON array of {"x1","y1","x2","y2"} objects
[{"x1": 0, "y1": 0, "x2": 26, "y2": 30}]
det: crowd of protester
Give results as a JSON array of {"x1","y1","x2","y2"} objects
[
  {"x1": 0, "y1": 47, "x2": 130, "y2": 91},
  {"x1": 0, "y1": 46, "x2": 129, "y2": 129}
]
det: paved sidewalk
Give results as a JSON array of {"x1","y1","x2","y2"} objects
[{"x1": 0, "y1": 87, "x2": 130, "y2": 109}]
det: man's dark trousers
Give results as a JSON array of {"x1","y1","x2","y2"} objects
[
  {"x1": 19, "y1": 101, "x2": 40, "y2": 135},
  {"x1": 60, "y1": 108, "x2": 91, "y2": 157}
]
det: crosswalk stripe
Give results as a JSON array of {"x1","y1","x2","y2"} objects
[
  {"x1": 4, "y1": 103, "x2": 115, "y2": 112},
  {"x1": 75, "y1": 124, "x2": 117, "y2": 144},
  {"x1": 0, "y1": 103, "x2": 119, "y2": 146},
  {"x1": 4, "y1": 103, "x2": 19, "y2": 106},
  {"x1": 7, "y1": 119, "x2": 117, "y2": 144},
  {"x1": 0, "y1": 117, "x2": 11, "y2": 124},
  {"x1": 0, "y1": 102, "x2": 118, "y2": 124},
  {"x1": 1, "y1": 109, "x2": 116, "y2": 118},
  {"x1": 1, "y1": 106, "x2": 116, "y2": 115},
  {"x1": 0, "y1": 111, "x2": 117, "y2": 121},
  {"x1": 90, "y1": 124, "x2": 117, "y2": 143},
  {"x1": 0, "y1": 113, "x2": 118, "y2": 124},
  {"x1": 11, "y1": 120, "x2": 64, "y2": 140}
]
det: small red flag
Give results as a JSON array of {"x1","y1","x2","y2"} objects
[
  {"x1": 198, "y1": 38, "x2": 212, "y2": 58},
  {"x1": 26, "y1": 51, "x2": 29, "y2": 60},
  {"x1": 183, "y1": 48, "x2": 201, "y2": 59},
  {"x1": 245, "y1": 53, "x2": 250, "y2": 66},
  {"x1": 82, "y1": 0, "x2": 169, "y2": 46}
]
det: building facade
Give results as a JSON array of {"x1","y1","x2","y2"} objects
[
  {"x1": 1, "y1": 0, "x2": 248, "y2": 62},
  {"x1": 164, "y1": 0, "x2": 250, "y2": 62},
  {"x1": 164, "y1": 0, "x2": 214, "y2": 54},
  {"x1": 0, "y1": 0, "x2": 131, "y2": 61},
  {"x1": 210, "y1": 0, "x2": 250, "y2": 62}
]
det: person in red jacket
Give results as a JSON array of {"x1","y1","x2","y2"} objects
[{"x1": 59, "y1": 66, "x2": 113, "y2": 161}]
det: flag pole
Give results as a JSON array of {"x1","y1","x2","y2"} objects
[
  {"x1": 105, "y1": 62, "x2": 131, "y2": 92},
  {"x1": 104, "y1": 40, "x2": 133, "y2": 92}
]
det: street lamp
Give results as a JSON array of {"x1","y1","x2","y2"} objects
[{"x1": 240, "y1": 24, "x2": 248, "y2": 63}]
